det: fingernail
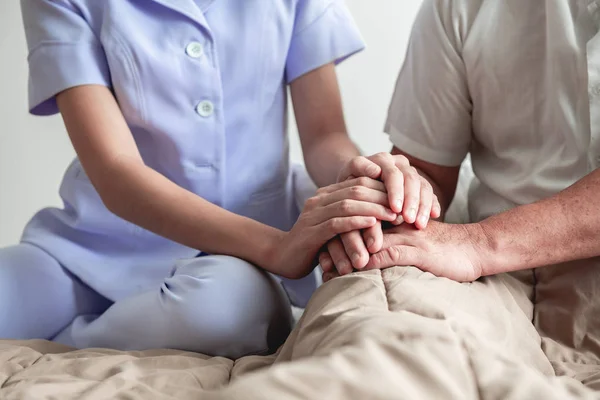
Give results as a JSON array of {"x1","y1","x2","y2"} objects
[
  {"x1": 352, "y1": 253, "x2": 361, "y2": 263},
  {"x1": 338, "y1": 260, "x2": 349, "y2": 271},
  {"x1": 419, "y1": 215, "x2": 428, "y2": 226},
  {"x1": 394, "y1": 215, "x2": 405, "y2": 225},
  {"x1": 395, "y1": 200, "x2": 403, "y2": 212},
  {"x1": 321, "y1": 257, "x2": 332, "y2": 269},
  {"x1": 366, "y1": 238, "x2": 375, "y2": 248},
  {"x1": 407, "y1": 208, "x2": 417, "y2": 221}
]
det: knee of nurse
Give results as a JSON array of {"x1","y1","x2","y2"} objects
[{"x1": 164, "y1": 256, "x2": 291, "y2": 339}]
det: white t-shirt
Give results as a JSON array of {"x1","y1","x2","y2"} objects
[{"x1": 386, "y1": 0, "x2": 600, "y2": 222}]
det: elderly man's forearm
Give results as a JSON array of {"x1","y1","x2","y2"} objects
[{"x1": 476, "y1": 169, "x2": 600, "y2": 276}]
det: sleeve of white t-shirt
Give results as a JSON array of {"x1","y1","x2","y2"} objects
[{"x1": 385, "y1": 0, "x2": 475, "y2": 167}]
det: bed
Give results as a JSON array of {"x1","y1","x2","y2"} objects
[
  {"x1": 3, "y1": 161, "x2": 600, "y2": 399},
  {"x1": 2, "y1": 264, "x2": 600, "y2": 400}
]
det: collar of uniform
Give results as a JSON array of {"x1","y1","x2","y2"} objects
[{"x1": 148, "y1": 0, "x2": 213, "y2": 27}]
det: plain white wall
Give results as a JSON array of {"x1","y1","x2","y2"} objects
[{"x1": 0, "y1": 1, "x2": 422, "y2": 247}]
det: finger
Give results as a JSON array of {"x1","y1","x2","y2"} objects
[
  {"x1": 401, "y1": 167, "x2": 421, "y2": 224},
  {"x1": 314, "y1": 216, "x2": 377, "y2": 244},
  {"x1": 338, "y1": 156, "x2": 382, "y2": 183},
  {"x1": 392, "y1": 214, "x2": 405, "y2": 226},
  {"x1": 362, "y1": 221, "x2": 383, "y2": 254},
  {"x1": 319, "y1": 252, "x2": 334, "y2": 273},
  {"x1": 379, "y1": 224, "x2": 416, "y2": 249},
  {"x1": 431, "y1": 195, "x2": 442, "y2": 219},
  {"x1": 372, "y1": 154, "x2": 405, "y2": 214},
  {"x1": 316, "y1": 186, "x2": 390, "y2": 208},
  {"x1": 328, "y1": 238, "x2": 353, "y2": 276},
  {"x1": 316, "y1": 176, "x2": 387, "y2": 195},
  {"x1": 365, "y1": 246, "x2": 423, "y2": 270},
  {"x1": 318, "y1": 200, "x2": 397, "y2": 224},
  {"x1": 415, "y1": 178, "x2": 433, "y2": 229},
  {"x1": 323, "y1": 270, "x2": 341, "y2": 283},
  {"x1": 341, "y1": 231, "x2": 369, "y2": 270}
]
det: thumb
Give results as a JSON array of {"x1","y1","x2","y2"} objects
[
  {"x1": 366, "y1": 246, "x2": 422, "y2": 270},
  {"x1": 339, "y1": 157, "x2": 381, "y2": 182},
  {"x1": 353, "y1": 158, "x2": 382, "y2": 179}
]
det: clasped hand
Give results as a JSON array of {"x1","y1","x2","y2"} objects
[
  {"x1": 274, "y1": 152, "x2": 482, "y2": 283},
  {"x1": 318, "y1": 153, "x2": 482, "y2": 283}
]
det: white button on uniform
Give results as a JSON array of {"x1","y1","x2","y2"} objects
[
  {"x1": 186, "y1": 42, "x2": 204, "y2": 58},
  {"x1": 196, "y1": 101, "x2": 214, "y2": 117}
]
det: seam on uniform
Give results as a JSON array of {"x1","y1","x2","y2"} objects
[
  {"x1": 201, "y1": 0, "x2": 217, "y2": 12},
  {"x1": 109, "y1": 29, "x2": 147, "y2": 124},
  {"x1": 27, "y1": 40, "x2": 99, "y2": 61},
  {"x1": 293, "y1": 1, "x2": 336, "y2": 37},
  {"x1": 36, "y1": 0, "x2": 108, "y2": 58},
  {"x1": 256, "y1": 0, "x2": 275, "y2": 172}
]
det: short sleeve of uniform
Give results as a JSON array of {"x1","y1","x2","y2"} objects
[
  {"x1": 285, "y1": 0, "x2": 365, "y2": 83},
  {"x1": 21, "y1": 0, "x2": 111, "y2": 116},
  {"x1": 385, "y1": 0, "x2": 473, "y2": 167}
]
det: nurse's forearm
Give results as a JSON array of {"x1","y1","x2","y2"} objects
[
  {"x1": 290, "y1": 63, "x2": 359, "y2": 187},
  {"x1": 476, "y1": 168, "x2": 600, "y2": 276},
  {"x1": 57, "y1": 85, "x2": 282, "y2": 271},
  {"x1": 303, "y1": 132, "x2": 361, "y2": 187},
  {"x1": 100, "y1": 156, "x2": 283, "y2": 270}
]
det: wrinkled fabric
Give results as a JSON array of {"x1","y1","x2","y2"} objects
[{"x1": 2, "y1": 268, "x2": 600, "y2": 399}]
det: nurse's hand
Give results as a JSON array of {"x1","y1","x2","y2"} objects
[
  {"x1": 337, "y1": 152, "x2": 441, "y2": 226},
  {"x1": 270, "y1": 178, "x2": 397, "y2": 280},
  {"x1": 321, "y1": 152, "x2": 441, "y2": 275}
]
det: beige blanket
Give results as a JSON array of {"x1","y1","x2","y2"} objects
[{"x1": 2, "y1": 266, "x2": 600, "y2": 399}]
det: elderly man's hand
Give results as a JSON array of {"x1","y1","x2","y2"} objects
[
  {"x1": 323, "y1": 221, "x2": 485, "y2": 283},
  {"x1": 320, "y1": 152, "x2": 442, "y2": 276}
]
